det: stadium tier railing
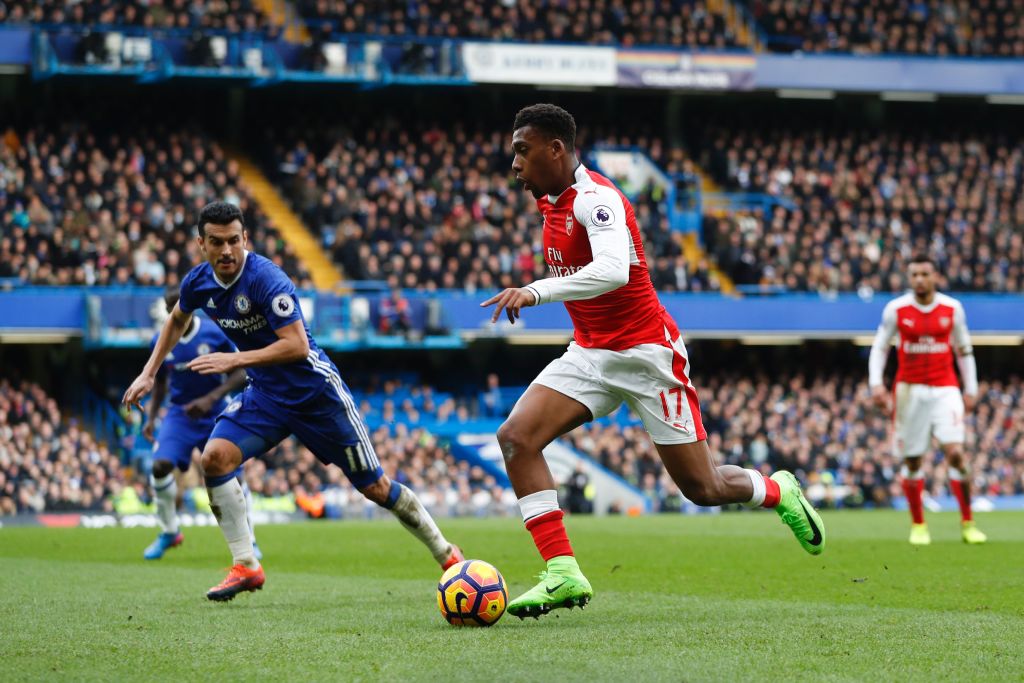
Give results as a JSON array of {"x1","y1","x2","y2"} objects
[
  {"x1": 2, "y1": 286, "x2": 1024, "y2": 344},
  {"x1": 4, "y1": 25, "x2": 1024, "y2": 96}
]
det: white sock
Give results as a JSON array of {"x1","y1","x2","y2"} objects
[
  {"x1": 901, "y1": 465, "x2": 924, "y2": 480},
  {"x1": 391, "y1": 484, "x2": 452, "y2": 564},
  {"x1": 742, "y1": 469, "x2": 766, "y2": 508},
  {"x1": 151, "y1": 473, "x2": 179, "y2": 534},
  {"x1": 241, "y1": 479, "x2": 257, "y2": 544},
  {"x1": 208, "y1": 478, "x2": 258, "y2": 569},
  {"x1": 517, "y1": 489, "x2": 559, "y2": 522}
]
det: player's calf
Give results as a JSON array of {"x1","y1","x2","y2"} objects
[
  {"x1": 363, "y1": 475, "x2": 460, "y2": 568},
  {"x1": 146, "y1": 458, "x2": 182, "y2": 560}
]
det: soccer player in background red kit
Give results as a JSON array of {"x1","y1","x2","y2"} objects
[
  {"x1": 869, "y1": 254, "x2": 987, "y2": 546},
  {"x1": 481, "y1": 104, "x2": 826, "y2": 619}
]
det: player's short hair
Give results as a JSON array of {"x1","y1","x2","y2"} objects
[
  {"x1": 163, "y1": 284, "x2": 180, "y2": 309},
  {"x1": 513, "y1": 104, "x2": 576, "y2": 150},
  {"x1": 197, "y1": 201, "x2": 244, "y2": 237},
  {"x1": 909, "y1": 252, "x2": 936, "y2": 269}
]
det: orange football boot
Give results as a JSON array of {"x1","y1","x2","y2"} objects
[
  {"x1": 441, "y1": 545, "x2": 465, "y2": 571},
  {"x1": 206, "y1": 564, "x2": 265, "y2": 602}
]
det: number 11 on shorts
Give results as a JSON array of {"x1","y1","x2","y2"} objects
[{"x1": 660, "y1": 387, "x2": 683, "y2": 420}]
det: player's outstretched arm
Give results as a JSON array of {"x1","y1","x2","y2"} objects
[
  {"x1": 142, "y1": 374, "x2": 169, "y2": 442},
  {"x1": 123, "y1": 303, "x2": 193, "y2": 412},
  {"x1": 188, "y1": 320, "x2": 309, "y2": 374},
  {"x1": 481, "y1": 288, "x2": 538, "y2": 324}
]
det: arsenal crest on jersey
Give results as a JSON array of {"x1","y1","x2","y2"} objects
[
  {"x1": 565, "y1": 212, "x2": 573, "y2": 235},
  {"x1": 940, "y1": 316, "x2": 950, "y2": 328}
]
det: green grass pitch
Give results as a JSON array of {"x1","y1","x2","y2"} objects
[{"x1": 2, "y1": 511, "x2": 1023, "y2": 682}]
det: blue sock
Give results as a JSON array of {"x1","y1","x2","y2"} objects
[{"x1": 382, "y1": 480, "x2": 402, "y2": 510}]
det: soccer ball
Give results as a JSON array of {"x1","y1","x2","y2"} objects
[{"x1": 437, "y1": 559, "x2": 507, "y2": 626}]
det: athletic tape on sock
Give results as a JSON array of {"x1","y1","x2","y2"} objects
[
  {"x1": 518, "y1": 489, "x2": 559, "y2": 522},
  {"x1": 742, "y1": 469, "x2": 766, "y2": 508}
]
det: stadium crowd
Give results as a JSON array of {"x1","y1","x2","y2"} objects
[
  {"x1": 274, "y1": 116, "x2": 1024, "y2": 296},
  {"x1": 273, "y1": 120, "x2": 717, "y2": 293},
  {"x1": 4, "y1": 115, "x2": 1019, "y2": 297},
  {"x1": 0, "y1": 0, "x2": 271, "y2": 34},
  {"x1": 748, "y1": 0, "x2": 1024, "y2": 56},
  {"x1": 0, "y1": 379, "x2": 121, "y2": 516},
  {"x1": 4, "y1": 372, "x2": 1022, "y2": 517},
  {"x1": 697, "y1": 125, "x2": 1024, "y2": 293},
  {"x1": 0, "y1": 123, "x2": 310, "y2": 287},
  {"x1": 566, "y1": 373, "x2": 1024, "y2": 510},
  {"x1": 295, "y1": 0, "x2": 738, "y2": 49}
]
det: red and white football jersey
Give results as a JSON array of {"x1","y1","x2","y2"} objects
[
  {"x1": 528, "y1": 164, "x2": 677, "y2": 351},
  {"x1": 874, "y1": 292, "x2": 971, "y2": 387}
]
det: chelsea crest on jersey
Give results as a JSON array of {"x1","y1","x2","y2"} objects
[{"x1": 177, "y1": 251, "x2": 341, "y2": 405}]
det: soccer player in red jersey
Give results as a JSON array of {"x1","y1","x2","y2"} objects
[
  {"x1": 869, "y1": 253, "x2": 986, "y2": 546},
  {"x1": 481, "y1": 104, "x2": 826, "y2": 619}
]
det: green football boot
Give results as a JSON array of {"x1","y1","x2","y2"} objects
[
  {"x1": 507, "y1": 557, "x2": 593, "y2": 619},
  {"x1": 961, "y1": 521, "x2": 987, "y2": 545},
  {"x1": 909, "y1": 523, "x2": 931, "y2": 545},
  {"x1": 771, "y1": 471, "x2": 826, "y2": 555}
]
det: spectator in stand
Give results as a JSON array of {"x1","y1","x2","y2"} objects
[
  {"x1": 377, "y1": 289, "x2": 412, "y2": 336},
  {"x1": 564, "y1": 463, "x2": 593, "y2": 514},
  {"x1": 481, "y1": 373, "x2": 506, "y2": 418}
]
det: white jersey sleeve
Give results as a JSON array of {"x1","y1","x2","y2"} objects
[
  {"x1": 951, "y1": 299, "x2": 978, "y2": 395},
  {"x1": 525, "y1": 186, "x2": 630, "y2": 305},
  {"x1": 868, "y1": 300, "x2": 898, "y2": 388}
]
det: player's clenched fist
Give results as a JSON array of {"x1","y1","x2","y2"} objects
[
  {"x1": 871, "y1": 385, "x2": 890, "y2": 413},
  {"x1": 481, "y1": 288, "x2": 538, "y2": 324},
  {"x1": 123, "y1": 374, "x2": 155, "y2": 412},
  {"x1": 187, "y1": 352, "x2": 239, "y2": 375}
]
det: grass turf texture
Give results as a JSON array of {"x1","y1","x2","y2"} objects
[{"x1": 2, "y1": 511, "x2": 1022, "y2": 682}]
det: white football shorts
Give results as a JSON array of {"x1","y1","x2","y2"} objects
[
  {"x1": 893, "y1": 382, "x2": 965, "y2": 458},
  {"x1": 531, "y1": 333, "x2": 706, "y2": 445}
]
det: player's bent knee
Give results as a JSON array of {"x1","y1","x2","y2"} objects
[
  {"x1": 359, "y1": 476, "x2": 392, "y2": 506},
  {"x1": 496, "y1": 421, "x2": 533, "y2": 463},
  {"x1": 151, "y1": 459, "x2": 174, "y2": 479},
  {"x1": 201, "y1": 440, "x2": 242, "y2": 477}
]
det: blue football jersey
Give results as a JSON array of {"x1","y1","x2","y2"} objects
[
  {"x1": 152, "y1": 314, "x2": 237, "y2": 406},
  {"x1": 178, "y1": 251, "x2": 341, "y2": 405}
]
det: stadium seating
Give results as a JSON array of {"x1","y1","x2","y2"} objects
[
  {"x1": 564, "y1": 373, "x2": 1024, "y2": 510},
  {"x1": 0, "y1": 123, "x2": 311, "y2": 287},
  {"x1": 273, "y1": 116, "x2": 1023, "y2": 295},
  {"x1": 270, "y1": 120, "x2": 715, "y2": 292},
  {"x1": 0, "y1": 379, "x2": 121, "y2": 515},
  {"x1": 0, "y1": 0, "x2": 272, "y2": 35},
  {"x1": 696, "y1": 125, "x2": 1024, "y2": 293},
  {"x1": 747, "y1": 0, "x2": 1024, "y2": 56},
  {"x1": 294, "y1": 0, "x2": 739, "y2": 50},
  {"x1": 6, "y1": 373, "x2": 1021, "y2": 516}
]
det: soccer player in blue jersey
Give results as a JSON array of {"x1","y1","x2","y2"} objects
[
  {"x1": 123, "y1": 201, "x2": 463, "y2": 601},
  {"x1": 141, "y1": 286, "x2": 253, "y2": 561}
]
